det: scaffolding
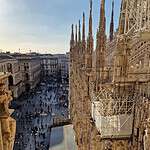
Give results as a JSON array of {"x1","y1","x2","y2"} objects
[
  {"x1": 89, "y1": 0, "x2": 150, "y2": 139},
  {"x1": 91, "y1": 85, "x2": 142, "y2": 138},
  {"x1": 120, "y1": 0, "x2": 150, "y2": 37}
]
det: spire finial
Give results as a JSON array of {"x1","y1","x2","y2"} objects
[{"x1": 90, "y1": 0, "x2": 92, "y2": 14}]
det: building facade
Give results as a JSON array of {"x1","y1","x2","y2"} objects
[
  {"x1": 41, "y1": 54, "x2": 58, "y2": 77},
  {"x1": 54, "y1": 53, "x2": 69, "y2": 79},
  {"x1": 41, "y1": 53, "x2": 69, "y2": 81},
  {"x1": 13, "y1": 54, "x2": 41, "y2": 91},
  {"x1": 0, "y1": 54, "x2": 23, "y2": 98},
  {"x1": 70, "y1": 0, "x2": 150, "y2": 149},
  {"x1": 0, "y1": 52, "x2": 69, "y2": 98}
]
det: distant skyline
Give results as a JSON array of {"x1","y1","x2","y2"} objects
[{"x1": 0, "y1": 0, "x2": 121, "y2": 54}]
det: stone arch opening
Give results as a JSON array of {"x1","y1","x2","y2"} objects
[
  {"x1": 7, "y1": 63, "x2": 13, "y2": 73},
  {"x1": 25, "y1": 84, "x2": 30, "y2": 92},
  {"x1": 25, "y1": 73, "x2": 29, "y2": 80},
  {"x1": 8, "y1": 75, "x2": 13, "y2": 86}
]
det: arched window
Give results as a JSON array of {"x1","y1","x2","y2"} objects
[{"x1": 7, "y1": 63, "x2": 13, "y2": 73}]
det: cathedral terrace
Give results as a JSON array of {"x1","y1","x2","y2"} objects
[
  {"x1": 69, "y1": 0, "x2": 150, "y2": 149},
  {"x1": 0, "y1": 0, "x2": 150, "y2": 149}
]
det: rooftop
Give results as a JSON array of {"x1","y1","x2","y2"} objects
[{"x1": 0, "y1": 53, "x2": 15, "y2": 60}]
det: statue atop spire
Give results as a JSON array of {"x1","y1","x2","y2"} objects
[{"x1": 109, "y1": 0, "x2": 114, "y2": 41}]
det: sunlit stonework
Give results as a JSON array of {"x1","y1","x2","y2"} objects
[
  {"x1": 69, "y1": 0, "x2": 150, "y2": 149},
  {"x1": 0, "y1": 73, "x2": 16, "y2": 150}
]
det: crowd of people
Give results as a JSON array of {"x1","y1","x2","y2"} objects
[{"x1": 12, "y1": 78, "x2": 69, "y2": 150}]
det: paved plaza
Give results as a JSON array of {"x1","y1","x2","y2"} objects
[{"x1": 12, "y1": 79, "x2": 73, "y2": 150}]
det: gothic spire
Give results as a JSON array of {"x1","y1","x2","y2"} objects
[
  {"x1": 70, "y1": 24, "x2": 74, "y2": 63},
  {"x1": 70, "y1": 24, "x2": 74, "y2": 48},
  {"x1": 82, "y1": 12, "x2": 85, "y2": 45},
  {"x1": 78, "y1": 20, "x2": 81, "y2": 43},
  {"x1": 109, "y1": 0, "x2": 114, "y2": 41},
  {"x1": 89, "y1": 0, "x2": 93, "y2": 36},
  {"x1": 96, "y1": 0, "x2": 106, "y2": 84},
  {"x1": 75, "y1": 24, "x2": 78, "y2": 44},
  {"x1": 118, "y1": 0, "x2": 125, "y2": 34},
  {"x1": 99, "y1": 0, "x2": 105, "y2": 32},
  {"x1": 82, "y1": 12, "x2": 86, "y2": 65},
  {"x1": 85, "y1": 0, "x2": 93, "y2": 69},
  {"x1": 70, "y1": 24, "x2": 74, "y2": 45}
]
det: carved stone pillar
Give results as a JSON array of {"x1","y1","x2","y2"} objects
[
  {"x1": 0, "y1": 75, "x2": 16, "y2": 150},
  {"x1": 0, "y1": 122, "x2": 3, "y2": 150},
  {"x1": 144, "y1": 118, "x2": 150, "y2": 150}
]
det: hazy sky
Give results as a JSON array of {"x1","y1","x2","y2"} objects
[{"x1": 0, "y1": 0, "x2": 121, "y2": 54}]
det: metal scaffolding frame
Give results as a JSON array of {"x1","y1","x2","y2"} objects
[
  {"x1": 90, "y1": 85, "x2": 142, "y2": 138},
  {"x1": 120, "y1": 0, "x2": 150, "y2": 36},
  {"x1": 91, "y1": 87, "x2": 138, "y2": 116},
  {"x1": 89, "y1": 0, "x2": 150, "y2": 138},
  {"x1": 120, "y1": 0, "x2": 150, "y2": 37}
]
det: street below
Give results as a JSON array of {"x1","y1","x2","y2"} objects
[{"x1": 12, "y1": 78, "x2": 71, "y2": 150}]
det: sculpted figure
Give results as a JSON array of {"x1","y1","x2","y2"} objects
[
  {"x1": 0, "y1": 83, "x2": 12, "y2": 117},
  {"x1": 0, "y1": 79, "x2": 16, "y2": 150}
]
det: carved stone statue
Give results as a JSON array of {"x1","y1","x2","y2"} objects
[{"x1": 0, "y1": 75, "x2": 16, "y2": 150}]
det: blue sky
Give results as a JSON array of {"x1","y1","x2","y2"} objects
[{"x1": 0, "y1": 0, "x2": 121, "y2": 54}]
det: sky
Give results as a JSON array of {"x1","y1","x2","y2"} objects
[{"x1": 0, "y1": 0, "x2": 121, "y2": 54}]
